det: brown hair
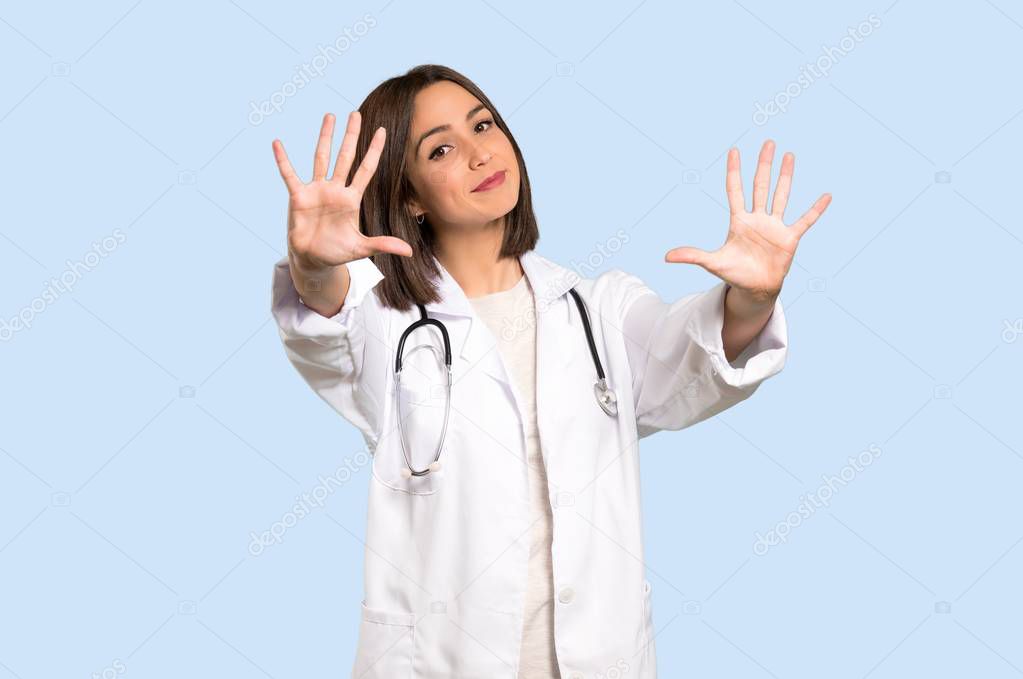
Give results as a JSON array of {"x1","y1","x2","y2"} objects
[{"x1": 345, "y1": 64, "x2": 539, "y2": 311}]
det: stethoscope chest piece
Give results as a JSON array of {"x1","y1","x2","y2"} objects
[{"x1": 594, "y1": 378, "x2": 618, "y2": 417}]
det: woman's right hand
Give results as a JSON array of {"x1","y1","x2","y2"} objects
[{"x1": 273, "y1": 111, "x2": 413, "y2": 272}]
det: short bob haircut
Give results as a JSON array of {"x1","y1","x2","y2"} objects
[{"x1": 344, "y1": 64, "x2": 540, "y2": 312}]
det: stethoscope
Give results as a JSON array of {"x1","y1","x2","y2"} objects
[{"x1": 394, "y1": 286, "x2": 617, "y2": 478}]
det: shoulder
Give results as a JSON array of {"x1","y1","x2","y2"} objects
[
  {"x1": 573, "y1": 267, "x2": 662, "y2": 324},
  {"x1": 525, "y1": 250, "x2": 660, "y2": 321}
]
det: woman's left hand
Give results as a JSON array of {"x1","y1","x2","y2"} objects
[{"x1": 665, "y1": 140, "x2": 832, "y2": 304}]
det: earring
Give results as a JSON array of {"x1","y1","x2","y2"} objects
[{"x1": 416, "y1": 213, "x2": 425, "y2": 225}]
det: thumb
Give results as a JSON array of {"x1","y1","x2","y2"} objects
[
  {"x1": 664, "y1": 245, "x2": 711, "y2": 267},
  {"x1": 365, "y1": 235, "x2": 414, "y2": 258}
]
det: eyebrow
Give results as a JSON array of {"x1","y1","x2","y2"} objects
[{"x1": 414, "y1": 103, "x2": 488, "y2": 157}]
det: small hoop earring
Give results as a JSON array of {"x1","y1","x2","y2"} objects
[{"x1": 416, "y1": 214, "x2": 425, "y2": 225}]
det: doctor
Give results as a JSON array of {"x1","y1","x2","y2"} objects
[{"x1": 270, "y1": 65, "x2": 830, "y2": 679}]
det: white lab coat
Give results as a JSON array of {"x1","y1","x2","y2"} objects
[{"x1": 270, "y1": 249, "x2": 788, "y2": 679}]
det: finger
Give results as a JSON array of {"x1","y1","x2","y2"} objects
[
  {"x1": 331, "y1": 110, "x2": 362, "y2": 183},
  {"x1": 752, "y1": 139, "x2": 775, "y2": 213},
  {"x1": 770, "y1": 152, "x2": 795, "y2": 218},
  {"x1": 725, "y1": 148, "x2": 745, "y2": 215},
  {"x1": 363, "y1": 234, "x2": 414, "y2": 258},
  {"x1": 312, "y1": 113, "x2": 335, "y2": 181},
  {"x1": 791, "y1": 193, "x2": 832, "y2": 239},
  {"x1": 664, "y1": 245, "x2": 713, "y2": 268},
  {"x1": 349, "y1": 127, "x2": 386, "y2": 194},
  {"x1": 272, "y1": 139, "x2": 303, "y2": 194}
]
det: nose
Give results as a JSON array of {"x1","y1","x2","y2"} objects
[{"x1": 469, "y1": 142, "x2": 492, "y2": 169}]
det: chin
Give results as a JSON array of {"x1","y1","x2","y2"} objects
[{"x1": 493, "y1": 190, "x2": 520, "y2": 219}]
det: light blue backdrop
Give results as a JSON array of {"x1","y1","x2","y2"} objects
[{"x1": 1, "y1": 1, "x2": 1021, "y2": 677}]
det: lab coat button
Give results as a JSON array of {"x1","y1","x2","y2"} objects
[
  {"x1": 558, "y1": 586, "x2": 575, "y2": 604},
  {"x1": 556, "y1": 491, "x2": 575, "y2": 507},
  {"x1": 568, "y1": 673, "x2": 584, "y2": 679}
]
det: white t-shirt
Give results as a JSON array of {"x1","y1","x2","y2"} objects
[{"x1": 468, "y1": 273, "x2": 561, "y2": 679}]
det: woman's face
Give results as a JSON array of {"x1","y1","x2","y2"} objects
[{"x1": 404, "y1": 80, "x2": 520, "y2": 231}]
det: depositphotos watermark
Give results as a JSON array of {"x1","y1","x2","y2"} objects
[
  {"x1": 567, "y1": 228, "x2": 632, "y2": 280},
  {"x1": 752, "y1": 13, "x2": 881, "y2": 126},
  {"x1": 595, "y1": 658, "x2": 629, "y2": 679},
  {"x1": 89, "y1": 658, "x2": 126, "y2": 679},
  {"x1": 1002, "y1": 318, "x2": 1022, "y2": 343},
  {"x1": 0, "y1": 228, "x2": 127, "y2": 342},
  {"x1": 247, "y1": 14, "x2": 377, "y2": 126},
  {"x1": 753, "y1": 443, "x2": 883, "y2": 556},
  {"x1": 247, "y1": 449, "x2": 371, "y2": 556}
]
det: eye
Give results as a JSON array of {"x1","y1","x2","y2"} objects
[
  {"x1": 428, "y1": 119, "x2": 496, "y2": 161},
  {"x1": 428, "y1": 145, "x2": 450, "y2": 161}
]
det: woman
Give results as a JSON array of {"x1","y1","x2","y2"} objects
[{"x1": 270, "y1": 64, "x2": 830, "y2": 679}]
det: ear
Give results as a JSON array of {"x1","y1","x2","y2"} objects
[{"x1": 406, "y1": 199, "x2": 425, "y2": 221}]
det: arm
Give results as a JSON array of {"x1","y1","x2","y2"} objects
[
  {"x1": 631, "y1": 138, "x2": 830, "y2": 436},
  {"x1": 619, "y1": 274, "x2": 788, "y2": 438},
  {"x1": 287, "y1": 249, "x2": 352, "y2": 318},
  {"x1": 271, "y1": 254, "x2": 387, "y2": 446},
  {"x1": 268, "y1": 111, "x2": 411, "y2": 447},
  {"x1": 723, "y1": 284, "x2": 780, "y2": 362}
]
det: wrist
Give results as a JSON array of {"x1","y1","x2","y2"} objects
[
  {"x1": 290, "y1": 249, "x2": 331, "y2": 277},
  {"x1": 725, "y1": 284, "x2": 778, "y2": 318}
]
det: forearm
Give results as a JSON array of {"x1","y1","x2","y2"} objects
[
  {"x1": 288, "y1": 251, "x2": 351, "y2": 318},
  {"x1": 722, "y1": 284, "x2": 778, "y2": 363}
]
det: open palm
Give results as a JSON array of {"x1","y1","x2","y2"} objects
[
  {"x1": 666, "y1": 140, "x2": 831, "y2": 302},
  {"x1": 273, "y1": 111, "x2": 412, "y2": 271}
]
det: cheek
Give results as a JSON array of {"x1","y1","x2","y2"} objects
[
  {"x1": 498, "y1": 138, "x2": 519, "y2": 180},
  {"x1": 417, "y1": 167, "x2": 463, "y2": 206},
  {"x1": 497, "y1": 135, "x2": 516, "y2": 161}
]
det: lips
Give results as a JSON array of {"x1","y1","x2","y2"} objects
[{"x1": 472, "y1": 170, "x2": 506, "y2": 192}]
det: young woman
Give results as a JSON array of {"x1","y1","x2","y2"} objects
[{"x1": 270, "y1": 64, "x2": 830, "y2": 679}]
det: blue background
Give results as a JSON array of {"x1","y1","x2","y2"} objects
[{"x1": 2, "y1": 1, "x2": 1021, "y2": 677}]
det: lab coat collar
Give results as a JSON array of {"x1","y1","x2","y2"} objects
[
  {"x1": 423, "y1": 249, "x2": 582, "y2": 388},
  {"x1": 424, "y1": 249, "x2": 581, "y2": 320}
]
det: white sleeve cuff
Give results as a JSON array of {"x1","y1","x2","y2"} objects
[
  {"x1": 272, "y1": 255, "x2": 385, "y2": 343},
  {"x1": 684, "y1": 281, "x2": 788, "y2": 390}
]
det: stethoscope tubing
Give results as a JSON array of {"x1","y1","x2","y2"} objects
[
  {"x1": 393, "y1": 285, "x2": 614, "y2": 478},
  {"x1": 568, "y1": 287, "x2": 605, "y2": 381}
]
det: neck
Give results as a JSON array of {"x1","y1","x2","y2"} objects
[{"x1": 433, "y1": 218, "x2": 524, "y2": 299}]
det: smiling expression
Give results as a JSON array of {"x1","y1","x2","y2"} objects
[{"x1": 404, "y1": 80, "x2": 521, "y2": 230}]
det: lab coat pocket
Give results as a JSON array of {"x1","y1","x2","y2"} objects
[
  {"x1": 371, "y1": 371, "x2": 448, "y2": 495},
  {"x1": 351, "y1": 602, "x2": 415, "y2": 679}
]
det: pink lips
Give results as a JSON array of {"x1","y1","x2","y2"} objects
[{"x1": 472, "y1": 170, "x2": 506, "y2": 192}]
